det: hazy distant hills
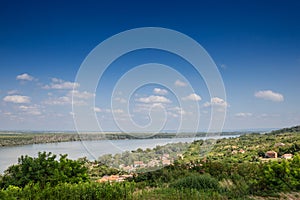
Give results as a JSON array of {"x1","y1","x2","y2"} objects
[{"x1": 270, "y1": 125, "x2": 300, "y2": 135}]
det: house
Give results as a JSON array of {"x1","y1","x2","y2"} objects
[
  {"x1": 239, "y1": 149, "x2": 245, "y2": 154},
  {"x1": 265, "y1": 151, "x2": 278, "y2": 158},
  {"x1": 96, "y1": 175, "x2": 110, "y2": 183},
  {"x1": 121, "y1": 165, "x2": 134, "y2": 172},
  {"x1": 96, "y1": 174, "x2": 133, "y2": 183},
  {"x1": 108, "y1": 175, "x2": 119, "y2": 182},
  {"x1": 116, "y1": 174, "x2": 133, "y2": 182},
  {"x1": 133, "y1": 161, "x2": 145, "y2": 168},
  {"x1": 120, "y1": 174, "x2": 133, "y2": 179},
  {"x1": 147, "y1": 159, "x2": 160, "y2": 167},
  {"x1": 231, "y1": 150, "x2": 238, "y2": 154},
  {"x1": 281, "y1": 154, "x2": 293, "y2": 159},
  {"x1": 162, "y1": 159, "x2": 171, "y2": 166},
  {"x1": 274, "y1": 142, "x2": 285, "y2": 147},
  {"x1": 161, "y1": 154, "x2": 170, "y2": 160}
]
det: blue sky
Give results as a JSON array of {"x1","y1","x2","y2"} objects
[{"x1": 0, "y1": 0, "x2": 299, "y2": 131}]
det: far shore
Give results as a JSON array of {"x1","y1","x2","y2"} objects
[{"x1": 0, "y1": 131, "x2": 244, "y2": 147}]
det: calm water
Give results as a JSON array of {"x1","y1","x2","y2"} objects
[{"x1": 0, "y1": 135, "x2": 238, "y2": 173}]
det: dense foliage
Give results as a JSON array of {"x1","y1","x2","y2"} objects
[
  {"x1": 169, "y1": 174, "x2": 220, "y2": 190},
  {"x1": 0, "y1": 152, "x2": 88, "y2": 188},
  {"x1": 0, "y1": 127, "x2": 300, "y2": 199},
  {"x1": 256, "y1": 154, "x2": 300, "y2": 191}
]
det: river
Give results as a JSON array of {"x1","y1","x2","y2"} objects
[{"x1": 0, "y1": 135, "x2": 238, "y2": 173}]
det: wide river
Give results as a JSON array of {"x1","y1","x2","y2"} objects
[{"x1": 0, "y1": 135, "x2": 238, "y2": 173}]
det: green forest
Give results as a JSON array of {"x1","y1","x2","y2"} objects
[{"x1": 0, "y1": 126, "x2": 300, "y2": 199}]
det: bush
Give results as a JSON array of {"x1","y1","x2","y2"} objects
[{"x1": 170, "y1": 174, "x2": 220, "y2": 191}]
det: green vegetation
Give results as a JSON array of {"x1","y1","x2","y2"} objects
[
  {"x1": 0, "y1": 126, "x2": 299, "y2": 199},
  {"x1": 0, "y1": 131, "x2": 241, "y2": 147},
  {"x1": 0, "y1": 182, "x2": 136, "y2": 200},
  {"x1": 270, "y1": 125, "x2": 300, "y2": 135},
  {"x1": 0, "y1": 152, "x2": 88, "y2": 188},
  {"x1": 169, "y1": 174, "x2": 220, "y2": 190},
  {"x1": 0, "y1": 133, "x2": 90, "y2": 147},
  {"x1": 0, "y1": 132, "x2": 128, "y2": 147}
]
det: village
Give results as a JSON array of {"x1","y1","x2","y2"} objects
[
  {"x1": 96, "y1": 153, "x2": 183, "y2": 183},
  {"x1": 96, "y1": 141, "x2": 294, "y2": 183}
]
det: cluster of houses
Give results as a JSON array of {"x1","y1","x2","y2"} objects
[
  {"x1": 96, "y1": 174, "x2": 133, "y2": 183},
  {"x1": 264, "y1": 150, "x2": 293, "y2": 159},
  {"x1": 119, "y1": 153, "x2": 175, "y2": 172},
  {"x1": 264, "y1": 143, "x2": 293, "y2": 159},
  {"x1": 231, "y1": 149, "x2": 246, "y2": 154},
  {"x1": 229, "y1": 142, "x2": 294, "y2": 160},
  {"x1": 96, "y1": 154, "x2": 176, "y2": 183},
  {"x1": 230, "y1": 145, "x2": 246, "y2": 155}
]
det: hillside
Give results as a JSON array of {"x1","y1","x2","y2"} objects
[
  {"x1": 0, "y1": 126, "x2": 300, "y2": 199},
  {"x1": 270, "y1": 125, "x2": 300, "y2": 135}
]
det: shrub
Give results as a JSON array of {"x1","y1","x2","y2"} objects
[{"x1": 170, "y1": 174, "x2": 220, "y2": 191}]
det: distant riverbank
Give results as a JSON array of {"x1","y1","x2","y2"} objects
[{"x1": 0, "y1": 131, "x2": 243, "y2": 147}]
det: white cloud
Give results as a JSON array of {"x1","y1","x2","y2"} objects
[
  {"x1": 133, "y1": 102, "x2": 166, "y2": 113},
  {"x1": 153, "y1": 88, "x2": 168, "y2": 95},
  {"x1": 174, "y1": 80, "x2": 187, "y2": 87},
  {"x1": 94, "y1": 108, "x2": 125, "y2": 115},
  {"x1": 112, "y1": 109, "x2": 124, "y2": 114},
  {"x1": 70, "y1": 90, "x2": 95, "y2": 99},
  {"x1": 3, "y1": 112, "x2": 12, "y2": 116},
  {"x1": 19, "y1": 105, "x2": 42, "y2": 115},
  {"x1": 136, "y1": 95, "x2": 171, "y2": 103},
  {"x1": 16, "y1": 73, "x2": 34, "y2": 81},
  {"x1": 168, "y1": 112, "x2": 179, "y2": 118},
  {"x1": 94, "y1": 107, "x2": 102, "y2": 113},
  {"x1": 254, "y1": 90, "x2": 284, "y2": 102},
  {"x1": 43, "y1": 78, "x2": 79, "y2": 90},
  {"x1": 3, "y1": 95, "x2": 31, "y2": 104},
  {"x1": 170, "y1": 106, "x2": 187, "y2": 115},
  {"x1": 44, "y1": 96, "x2": 71, "y2": 105},
  {"x1": 152, "y1": 103, "x2": 165, "y2": 108},
  {"x1": 43, "y1": 90, "x2": 93, "y2": 106},
  {"x1": 114, "y1": 97, "x2": 127, "y2": 103},
  {"x1": 203, "y1": 97, "x2": 228, "y2": 107},
  {"x1": 182, "y1": 93, "x2": 202, "y2": 101},
  {"x1": 235, "y1": 112, "x2": 252, "y2": 117},
  {"x1": 258, "y1": 113, "x2": 280, "y2": 118}
]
